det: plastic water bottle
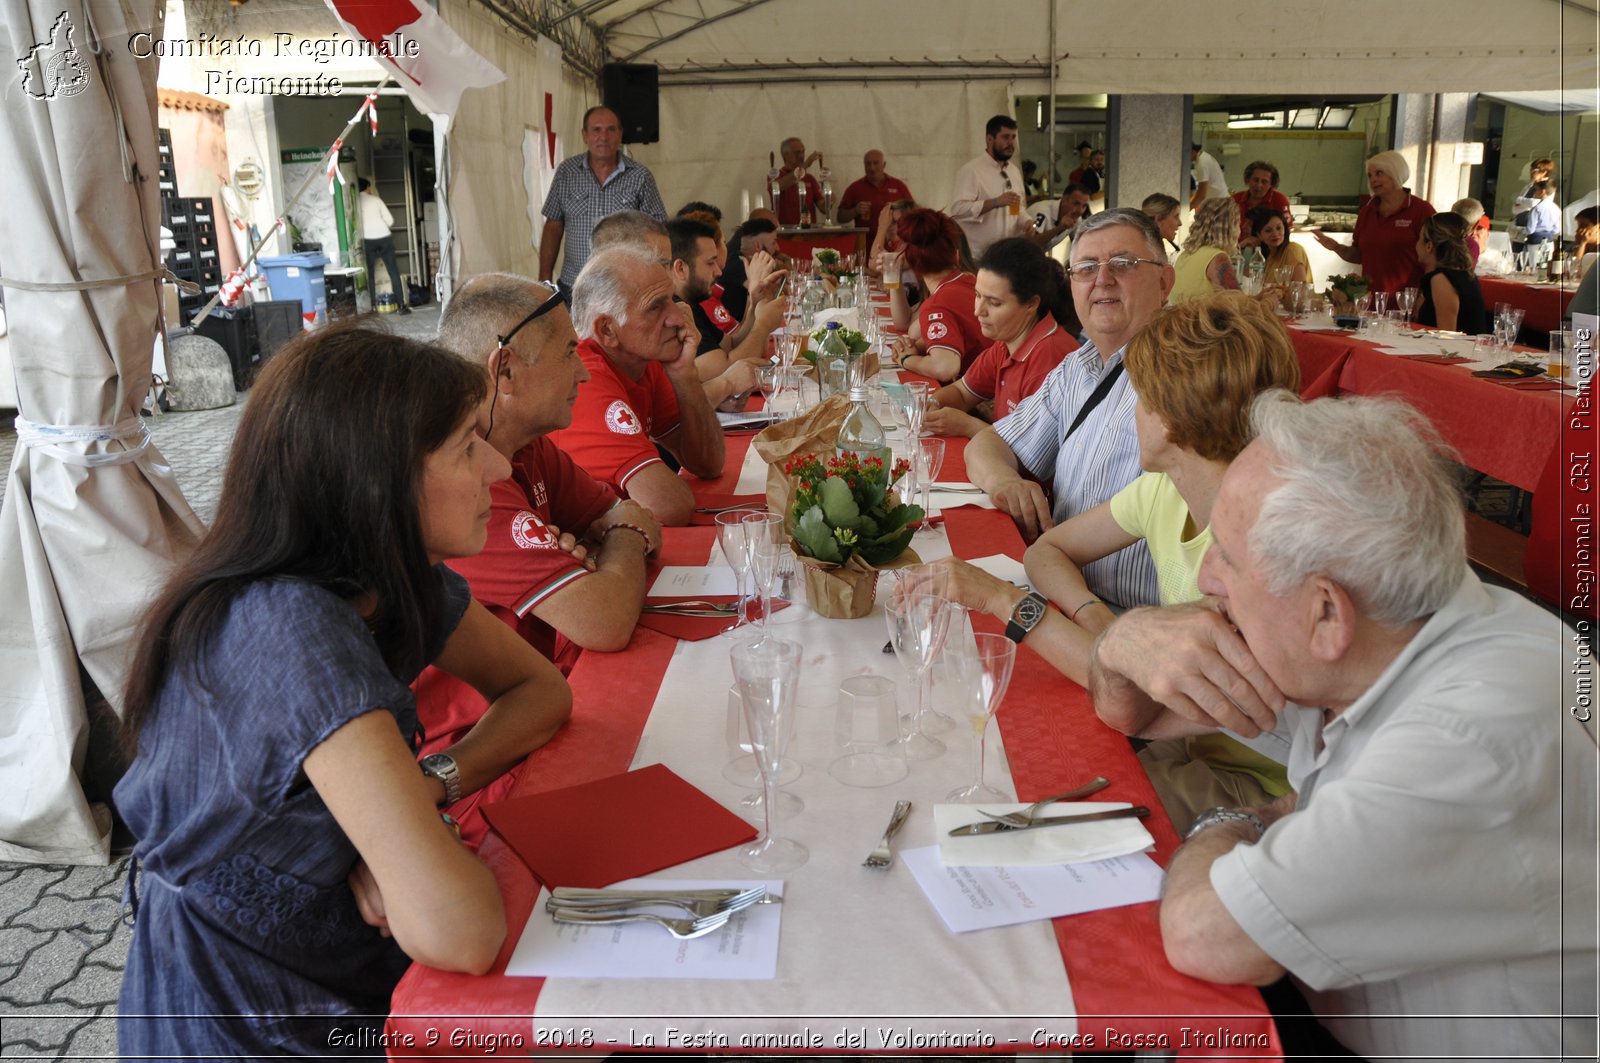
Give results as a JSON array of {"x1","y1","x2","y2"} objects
[
  {"x1": 836, "y1": 385, "x2": 891, "y2": 467},
  {"x1": 800, "y1": 274, "x2": 828, "y2": 330},
  {"x1": 818, "y1": 321, "x2": 849, "y2": 399}
]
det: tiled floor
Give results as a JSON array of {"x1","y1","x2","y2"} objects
[{"x1": 0, "y1": 305, "x2": 440, "y2": 1058}]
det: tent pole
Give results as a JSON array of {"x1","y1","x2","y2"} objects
[{"x1": 1047, "y1": 0, "x2": 1057, "y2": 193}]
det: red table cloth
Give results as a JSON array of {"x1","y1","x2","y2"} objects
[{"x1": 1478, "y1": 276, "x2": 1577, "y2": 334}]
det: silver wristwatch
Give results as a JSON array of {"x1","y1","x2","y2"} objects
[
  {"x1": 1184, "y1": 806, "x2": 1267, "y2": 841},
  {"x1": 420, "y1": 752, "x2": 462, "y2": 806}
]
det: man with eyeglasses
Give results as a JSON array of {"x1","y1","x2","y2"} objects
[
  {"x1": 949, "y1": 114, "x2": 1033, "y2": 260},
  {"x1": 550, "y1": 246, "x2": 727, "y2": 526},
  {"x1": 413, "y1": 274, "x2": 663, "y2": 845},
  {"x1": 966, "y1": 208, "x2": 1174, "y2": 611}
]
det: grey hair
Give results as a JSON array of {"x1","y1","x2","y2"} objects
[
  {"x1": 591, "y1": 210, "x2": 668, "y2": 253},
  {"x1": 1450, "y1": 197, "x2": 1486, "y2": 227},
  {"x1": 571, "y1": 245, "x2": 657, "y2": 342},
  {"x1": 1070, "y1": 207, "x2": 1168, "y2": 264},
  {"x1": 1246, "y1": 391, "x2": 1466, "y2": 625},
  {"x1": 438, "y1": 272, "x2": 552, "y2": 367}
]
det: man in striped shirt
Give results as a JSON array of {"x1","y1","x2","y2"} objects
[
  {"x1": 966, "y1": 208, "x2": 1173, "y2": 609},
  {"x1": 539, "y1": 106, "x2": 667, "y2": 290}
]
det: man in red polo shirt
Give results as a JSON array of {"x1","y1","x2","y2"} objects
[
  {"x1": 774, "y1": 136, "x2": 823, "y2": 226},
  {"x1": 837, "y1": 150, "x2": 914, "y2": 233},
  {"x1": 413, "y1": 273, "x2": 664, "y2": 846},
  {"x1": 550, "y1": 245, "x2": 727, "y2": 526}
]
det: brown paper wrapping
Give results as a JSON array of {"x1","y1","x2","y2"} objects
[{"x1": 792, "y1": 547, "x2": 922, "y2": 619}]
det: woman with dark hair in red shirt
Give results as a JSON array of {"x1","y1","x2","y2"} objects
[{"x1": 880, "y1": 208, "x2": 988, "y2": 382}]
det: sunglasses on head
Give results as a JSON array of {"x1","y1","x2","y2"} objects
[{"x1": 487, "y1": 282, "x2": 567, "y2": 439}]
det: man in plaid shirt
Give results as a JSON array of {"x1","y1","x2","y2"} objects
[{"x1": 539, "y1": 106, "x2": 667, "y2": 289}]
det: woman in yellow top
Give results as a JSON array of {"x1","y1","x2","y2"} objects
[
  {"x1": 1246, "y1": 205, "x2": 1311, "y2": 287},
  {"x1": 1167, "y1": 197, "x2": 1240, "y2": 304}
]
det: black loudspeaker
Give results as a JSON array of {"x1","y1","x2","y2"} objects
[{"x1": 601, "y1": 63, "x2": 659, "y2": 144}]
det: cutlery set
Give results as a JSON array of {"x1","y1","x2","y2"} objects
[
  {"x1": 547, "y1": 780, "x2": 1131, "y2": 937},
  {"x1": 641, "y1": 600, "x2": 740, "y2": 617}
]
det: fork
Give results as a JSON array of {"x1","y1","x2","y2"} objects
[
  {"x1": 863, "y1": 799, "x2": 913, "y2": 869},
  {"x1": 977, "y1": 776, "x2": 1112, "y2": 828},
  {"x1": 548, "y1": 907, "x2": 734, "y2": 939},
  {"x1": 547, "y1": 885, "x2": 766, "y2": 919},
  {"x1": 776, "y1": 551, "x2": 797, "y2": 599}
]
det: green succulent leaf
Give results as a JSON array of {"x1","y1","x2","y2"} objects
[
  {"x1": 793, "y1": 505, "x2": 844, "y2": 563},
  {"x1": 818, "y1": 476, "x2": 862, "y2": 529}
]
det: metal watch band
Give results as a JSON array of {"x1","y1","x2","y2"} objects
[
  {"x1": 420, "y1": 754, "x2": 462, "y2": 806},
  {"x1": 1184, "y1": 806, "x2": 1267, "y2": 841}
]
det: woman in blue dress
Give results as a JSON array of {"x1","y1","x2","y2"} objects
[{"x1": 115, "y1": 326, "x2": 571, "y2": 1057}]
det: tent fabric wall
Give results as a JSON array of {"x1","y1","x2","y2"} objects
[
  {"x1": 628, "y1": 80, "x2": 1016, "y2": 227},
  {"x1": 440, "y1": 0, "x2": 596, "y2": 281}
]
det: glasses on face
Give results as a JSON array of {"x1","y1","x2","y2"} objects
[
  {"x1": 487, "y1": 282, "x2": 567, "y2": 438},
  {"x1": 1066, "y1": 256, "x2": 1164, "y2": 282}
]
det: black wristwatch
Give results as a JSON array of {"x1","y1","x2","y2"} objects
[
  {"x1": 1184, "y1": 806, "x2": 1267, "y2": 841},
  {"x1": 420, "y1": 753, "x2": 462, "y2": 806},
  {"x1": 1005, "y1": 590, "x2": 1050, "y2": 643}
]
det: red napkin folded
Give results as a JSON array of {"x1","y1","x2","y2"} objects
[
  {"x1": 481, "y1": 763, "x2": 757, "y2": 888},
  {"x1": 689, "y1": 493, "x2": 768, "y2": 526}
]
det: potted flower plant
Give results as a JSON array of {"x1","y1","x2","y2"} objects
[{"x1": 784, "y1": 451, "x2": 922, "y2": 617}]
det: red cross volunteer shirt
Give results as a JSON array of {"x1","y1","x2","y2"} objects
[
  {"x1": 957, "y1": 315, "x2": 1077, "y2": 419},
  {"x1": 411, "y1": 435, "x2": 616, "y2": 847},
  {"x1": 919, "y1": 272, "x2": 986, "y2": 373},
  {"x1": 1352, "y1": 191, "x2": 1435, "y2": 296},
  {"x1": 700, "y1": 283, "x2": 738, "y2": 335},
  {"x1": 549, "y1": 337, "x2": 682, "y2": 498}
]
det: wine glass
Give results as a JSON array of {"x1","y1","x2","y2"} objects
[
  {"x1": 731, "y1": 638, "x2": 808, "y2": 872},
  {"x1": 742, "y1": 511, "x2": 786, "y2": 633},
  {"x1": 715, "y1": 509, "x2": 760, "y2": 636},
  {"x1": 915, "y1": 437, "x2": 946, "y2": 539},
  {"x1": 1371, "y1": 290, "x2": 1391, "y2": 316},
  {"x1": 1397, "y1": 286, "x2": 1419, "y2": 324},
  {"x1": 892, "y1": 381, "x2": 930, "y2": 439},
  {"x1": 945, "y1": 632, "x2": 1017, "y2": 801},
  {"x1": 883, "y1": 567, "x2": 955, "y2": 760}
]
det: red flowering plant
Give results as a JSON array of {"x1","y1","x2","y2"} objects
[{"x1": 784, "y1": 451, "x2": 922, "y2": 566}]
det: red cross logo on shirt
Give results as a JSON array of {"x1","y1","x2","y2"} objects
[
  {"x1": 605, "y1": 400, "x2": 643, "y2": 435},
  {"x1": 510, "y1": 511, "x2": 557, "y2": 550}
]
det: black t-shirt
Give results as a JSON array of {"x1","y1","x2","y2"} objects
[{"x1": 1417, "y1": 268, "x2": 1489, "y2": 335}]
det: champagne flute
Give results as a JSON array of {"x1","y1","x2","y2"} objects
[
  {"x1": 915, "y1": 437, "x2": 946, "y2": 539},
  {"x1": 731, "y1": 638, "x2": 808, "y2": 872},
  {"x1": 742, "y1": 511, "x2": 786, "y2": 633},
  {"x1": 715, "y1": 509, "x2": 760, "y2": 637},
  {"x1": 884, "y1": 567, "x2": 955, "y2": 759},
  {"x1": 945, "y1": 632, "x2": 1017, "y2": 801}
]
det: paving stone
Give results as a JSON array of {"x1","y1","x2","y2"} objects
[
  {"x1": 1, "y1": 932, "x2": 89, "y2": 1005},
  {"x1": 0, "y1": 868, "x2": 65, "y2": 924},
  {"x1": 0, "y1": 1002, "x2": 90, "y2": 1054},
  {"x1": 0, "y1": 924, "x2": 49, "y2": 967},
  {"x1": 12, "y1": 893, "x2": 121, "y2": 935},
  {"x1": 50, "y1": 960, "x2": 123, "y2": 1009},
  {"x1": 64, "y1": 1010, "x2": 119, "y2": 1059},
  {"x1": 84, "y1": 916, "x2": 132, "y2": 969},
  {"x1": 47, "y1": 863, "x2": 123, "y2": 902}
]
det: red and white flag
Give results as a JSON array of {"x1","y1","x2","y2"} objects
[{"x1": 324, "y1": 0, "x2": 504, "y2": 119}]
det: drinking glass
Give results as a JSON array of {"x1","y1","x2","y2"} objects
[
  {"x1": 945, "y1": 632, "x2": 1017, "y2": 801},
  {"x1": 828, "y1": 674, "x2": 907, "y2": 787},
  {"x1": 1371, "y1": 291, "x2": 1391, "y2": 316},
  {"x1": 1397, "y1": 286, "x2": 1419, "y2": 323},
  {"x1": 742, "y1": 511, "x2": 787, "y2": 632},
  {"x1": 884, "y1": 567, "x2": 955, "y2": 759},
  {"x1": 1384, "y1": 309, "x2": 1405, "y2": 335},
  {"x1": 915, "y1": 437, "x2": 946, "y2": 539},
  {"x1": 715, "y1": 509, "x2": 761, "y2": 636},
  {"x1": 892, "y1": 381, "x2": 930, "y2": 439},
  {"x1": 731, "y1": 638, "x2": 808, "y2": 872},
  {"x1": 723, "y1": 684, "x2": 802, "y2": 789},
  {"x1": 1550, "y1": 329, "x2": 1574, "y2": 379},
  {"x1": 1472, "y1": 334, "x2": 1498, "y2": 362},
  {"x1": 767, "y1": 368, "x2": 803, "y2": 422}
]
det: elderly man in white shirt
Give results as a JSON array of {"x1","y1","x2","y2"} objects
[
  {"x1": 1090, "y1": 390, "x2": 1598, "y2": 1063},
  {"x1": 948, "y1": 114, "x2": 1033, "y2": 260}
]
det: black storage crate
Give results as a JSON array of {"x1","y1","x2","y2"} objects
[{"x1": 191, "y1": 307, "x2": 259, "y2": 391}]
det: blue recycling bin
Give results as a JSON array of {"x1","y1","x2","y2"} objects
[{"x1": 258, "y1": 253, "x2": 330, "y2": 326}]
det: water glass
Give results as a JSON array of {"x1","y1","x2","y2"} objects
[
  {"x1": 1550, "y1": 329, "x2": 1574, "y2": 379},
  {"x1": 723, "y1": 684, "x2": 802, "y2": 790},
  {"x1": 742, "y1": 512, "x2": 786, "y2": 631},
  {"x1": 731, "y1": 638, "x2": 808, "y2": 872},
  {"x1": 1384, "y1": 309, "x2": 1405, "y2": 334},
  {"x1": 715, "y1": 509, "x2": 762, "y2": 635},
  {"x1": 828, "y1": 674, "x2": 907, "y2": 788},
  {"x1": 1472, "y1": 334, "x2": 1499, "y2": 362}
]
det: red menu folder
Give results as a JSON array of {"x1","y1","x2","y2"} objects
[{"x1": 481, "y1": 763, "x2": 757, "y2": 888}]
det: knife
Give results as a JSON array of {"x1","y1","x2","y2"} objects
[{"x1": 947, "y1": 805, "x2": 1151, "y2": 837}]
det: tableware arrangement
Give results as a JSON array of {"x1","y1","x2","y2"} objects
[
  {"x1": 862, "y1": 799, "x2": 913, "y2": 869},
  {"x1": 731, "y1": 637, "x2": 809, "y2": 872},
  {"x1": 945, "y1": 632, "x2": 1017, "y2": 801},
  {"x1": 549, "y1": 884, "x2": 769, "y2": 918},
  {"x1": 947, "y1": 805, "x2": 1152, "y2": 837},
  {"x1": 828, "y1": 673, "x2": 907, "y2": 787},
  {"x1": 715, "y1": 509, "x2": 763, "y2": 635}
]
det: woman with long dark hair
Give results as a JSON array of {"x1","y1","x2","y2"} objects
[
  {"x1": 880, "y1": 207, "x2": 988, "y2": 381},
  {"x1": 1246, "y1": 205, "x2": 1311, "y2": 287},
  {"x1": 1415, "y1": 212, "x2": 1489, "y2": 334},
  {"x1": 116, "y1": 326, "x2": 570, "y2": 1056},
  {"x1": 925, "y1": 237, "x2": 1081, "y2": 438}
]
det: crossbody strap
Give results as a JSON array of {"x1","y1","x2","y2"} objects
[{"x1": 1062, "y1": 361, "x2": 1125, "y2": 445}]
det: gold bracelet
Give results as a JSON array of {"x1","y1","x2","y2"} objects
[{"x1": 1068, "y1": 597, "x2": 1104, "y2": 620}]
